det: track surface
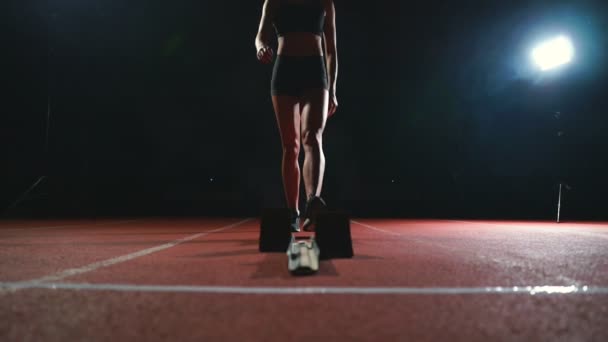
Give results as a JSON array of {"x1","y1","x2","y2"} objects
[{"x1": 1, "y1": 218, "x2": 607, "y2": 341}]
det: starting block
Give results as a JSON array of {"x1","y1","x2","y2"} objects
[
  {"x1": 259, "y1": 207, "x2": 354, "y2": 275},
  {"x1": 315, "y1": 210, "x2": 354, "y2": 260},
  {"x1": 258, "y1": 208, "x2": 292, "y2": 252}
]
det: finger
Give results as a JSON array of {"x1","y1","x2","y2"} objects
[
  {"x1": 258, "y1": 47, "x2": 268, "y2": 58},
  {"x1": 259, "y1": 50, "x2": 268, "y2": 63},
  {"x1": 260, "y1": 49, "x2": 269, "y2": 60},
  {"x1": 328, "y1": 103, "x2": 335, "y2": 117}
]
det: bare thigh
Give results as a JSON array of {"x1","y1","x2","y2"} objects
[
  {"x1": 300, "y1": 88, "x2": 329, "y2": 137},
  {"x1": 272, "y1": 95, "x2": 301, "y2": 150}
]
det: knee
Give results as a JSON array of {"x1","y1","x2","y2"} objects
[
  {"x1": 282, "y1": 141, "x2": 300, "y2": 158},
  {"x1": 302, "y1": 129, "x2": 323, "y2": 148}
]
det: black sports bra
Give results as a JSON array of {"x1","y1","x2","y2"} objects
[{"x1": 273, "y1": 0, "x2": 325, "y2": 37}]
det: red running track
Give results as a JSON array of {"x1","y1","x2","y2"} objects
[{"x1": 1, "y1": 217, "x2": 607, "y2": 341}]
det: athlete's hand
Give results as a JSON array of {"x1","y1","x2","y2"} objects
[
  {"x1": 328, "y1": 90, "x2": 338, "y2": 118},
  {"x1": 256, "y1": 46, "x2": 274, "y2": 64}
]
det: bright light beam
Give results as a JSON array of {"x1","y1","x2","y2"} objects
[{"x1": 531, "y1": 35, "x2": 574, "y2": 71}]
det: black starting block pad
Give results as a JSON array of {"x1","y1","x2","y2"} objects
[
  {"x1": 315, "y1": 210, "x2": 354, "y2": 260},
  {"x1": 287, "y1": 235, "x2": 320, "y2": 275},
  {"x1": 258, "y1": 208, "x2": 292, "y2": 252}
]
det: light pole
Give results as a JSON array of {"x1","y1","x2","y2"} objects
[{"x1": 530, "y1": 35, "x2": 574, "y2": 223}]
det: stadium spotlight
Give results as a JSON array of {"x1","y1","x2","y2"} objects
[{"x1": 531, "y1": 35, "x2": 574, "y2": 71}]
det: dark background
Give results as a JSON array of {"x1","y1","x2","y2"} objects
[{"x1": 3, "y1": 0, "x2": 607, "y2": 219}]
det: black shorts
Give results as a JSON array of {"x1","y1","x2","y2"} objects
[{"x1": 271, "y1": 55, "x2": 329, "y2": 97}]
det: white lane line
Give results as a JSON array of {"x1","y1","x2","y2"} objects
[
  {"x1": 349, "y1": 220, "x2": 583, "y2": 286},
  {"x1": 350, "y1": 220, "x2": 402, "y2": 236},
  {"x1": 350, "y1": 218, "x2": 528, "y2": 257},
  {"x1": 1, "y1": 282, "x2": 607, "y2": 295},
  {"x1": 7, "y1": 218, "x2": 252, "y2": 287},
  {"x1": 351, "y1": 220, "x2": 473, "y2": 248},
  {"x1": 0, "y1": 219, "x2": 142, "y2": 231},
  {"x1": 447, "y1": 220, "x2": 608, "y2": 240}
]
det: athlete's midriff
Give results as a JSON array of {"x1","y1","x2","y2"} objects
[{"x1": 277, "y1": 33, "x2": 324, "y2": 56}]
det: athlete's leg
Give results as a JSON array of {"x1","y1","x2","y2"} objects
[
  {"x1": 272, "y1": 95, "x2": 301, "y2": 215},
  {"x1": 300, "y1": 88, "x2": 329, "y2": 200}
]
